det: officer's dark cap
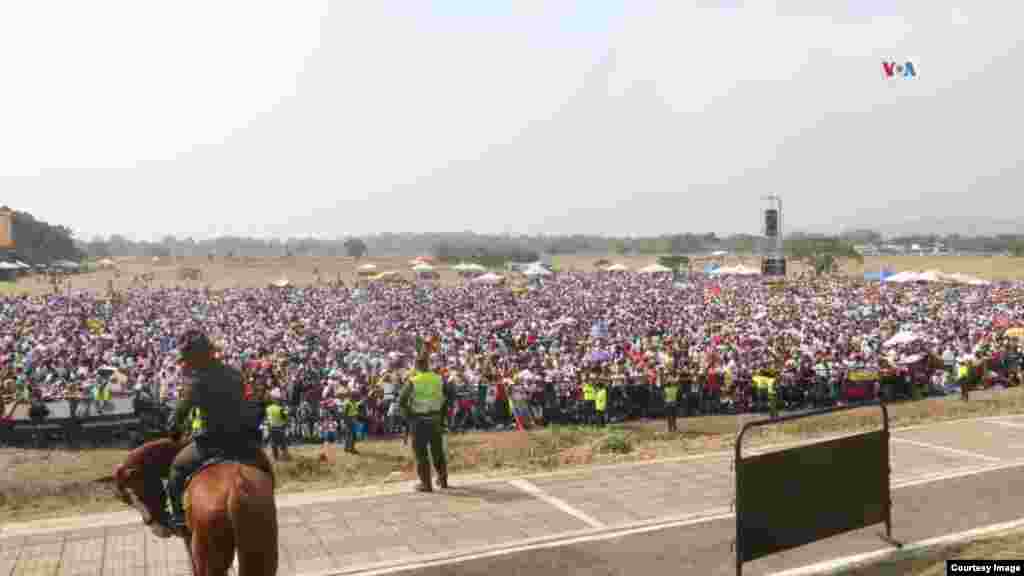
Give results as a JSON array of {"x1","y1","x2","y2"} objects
[{"x1": 178, "y1": 329, "x2": 213, "y2": 354}]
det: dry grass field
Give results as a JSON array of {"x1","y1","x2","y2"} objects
[
  {"x1": 3, "y1": 389, "x2": 1024, "y2": 523},
  {"x1": 5, "y1": 254, "x2": 1024, "y2": 297}
]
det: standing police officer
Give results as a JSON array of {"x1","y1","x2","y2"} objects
[
  {"x1": 399, "y1": 350, "x2": 448, "y2": 492},
  {"x1": 663, "y1": 370, "x2": 680, "y2": 433}
]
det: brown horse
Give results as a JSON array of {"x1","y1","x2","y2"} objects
[{"x1": 114, "y1": 438, "x2": 279, "y2": 576}]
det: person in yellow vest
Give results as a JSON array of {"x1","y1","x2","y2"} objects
[
  {"x1": 594, "y1": 381, "x2": 608, "y2": 427},
  {"x1": 265, "y1": 388, "x2": 290, "y2": 461},
  {"x1": 399, "y1": 351, "x2": 449, "y2": 492},
  {"x1": 340, "y1": 390, "x2": 361, "y2": 454},
  {"x1": 957, "y1": 358, "x2": 971, "y2": 401},
  {"x1": 663, "y1": 372, "x2": 680, "y2": 433},
  {"x1": 581, "y1": 373, "x2": 596, "y2": 426},
  {"x1": 754, "y1": 370, "x2": 779, "y2": 419}
]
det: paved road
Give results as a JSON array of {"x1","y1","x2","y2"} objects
[
  {"x1": 4, "y1": 414, "x2": 1024, "y2": 576},
  {"x1": 381, "y1": 463, "x2": 1024, "y2": 576}
]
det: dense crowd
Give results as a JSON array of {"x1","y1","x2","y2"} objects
[{"x1": 2, "y1": 272, "x2": 1024, "y2": 437}]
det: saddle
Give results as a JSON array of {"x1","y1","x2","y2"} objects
[{"x1": 177, "y1": 450, "x2": 275, "y2": 531}]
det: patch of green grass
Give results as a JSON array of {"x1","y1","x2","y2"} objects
[
  {"x1": 833, "y1": 529, "x2": 1024, "y2": 576},
  {"x1": 0, "y1": 282, "x2": 28, "y2": 296},
  {"x1": 599, "y1": 431, "x2": 634, "y2": 454}
]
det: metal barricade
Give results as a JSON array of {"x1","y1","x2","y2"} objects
[{"x1": 734, "y1": 401, "x2": 900, "y2": 575}]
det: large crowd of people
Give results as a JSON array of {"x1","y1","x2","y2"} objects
[{"x1": 2, "y1": 271, "x2": 1024, "y2": 443}]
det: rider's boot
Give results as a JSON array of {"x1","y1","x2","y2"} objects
[{"x1": 165, "y1": 466, "x2": 188, "y2": 534}]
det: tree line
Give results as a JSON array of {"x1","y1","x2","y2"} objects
[
  {"x1": 2, "y1": 207, "x2": 83, "y2": 264},
  {"x1": 71, "y1": 229, "x2": 1024, "y2": 266}
]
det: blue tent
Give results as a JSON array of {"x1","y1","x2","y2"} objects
[
  {"x1": 864, "y1": 270, "x2": 896, "y2": 282},
  {"x1": 703, "y1": 263, "x2": 720, "y2": 274}
]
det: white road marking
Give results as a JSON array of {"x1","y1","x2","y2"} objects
[
  {"x1": 507, "y1": 479, "x2": 606, "y2": 529},
  {"x1": 985, "y1": 419, "x2": 1024, "y2": 430},
  {"x1": 299, "y1": 509, "x2": 734, "y2": 576},
  {"x1": 769, "y1": 516, "x2": 1024, "y2": 576},
  {"x1": 892, "y1": 437, "x2": 1002, "y2": 463},
  {"x1": 299, "y1": 460, "x2": 1024, "y2": 576},
  {"x1": 892, "y1": 457, "x2": 1024, "y2": 488}
]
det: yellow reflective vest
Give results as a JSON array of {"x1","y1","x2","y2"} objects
[
  {"x1": 753, "y1": 375, "x2": 776, "y2": 394},
  {"x1": 190, "y1": 407, "x2": 207, "y2": 434},
  {"x1": 266, "y1": 403, "x2": 287, "y2": 428},
  {"x1": 583, "y1": 382, "x2": 595, "y2": 402},
  {"x1": 594, "y1": 387, "x2": 608, "y2": 412},
  {"x1": 664, "y1": 385, "x2": 679, "y2": 405},
  {"x1": 411, "y1": 371, "x2": 444, "y2": 415}
]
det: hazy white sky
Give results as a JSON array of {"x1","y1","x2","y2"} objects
[{"x1": 0, "y1": 1, "x2": 1020, "y2": 241}]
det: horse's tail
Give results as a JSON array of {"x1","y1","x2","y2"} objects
[{"x1": 227, "y1": 464, "x2": 278, "y2": 576}]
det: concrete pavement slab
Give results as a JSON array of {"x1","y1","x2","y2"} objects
[
  {"x1": 897, "y1": 419, "x2": 1024, "y2": 460},
  {"x1": 888, "y1": 437, "x2": 981, "y2": 478},
  {"x1": 374, "y1": 466, "x2": 1024, "y2": 576}
]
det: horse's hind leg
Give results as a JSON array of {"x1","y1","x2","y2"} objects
[{"x1": 190, "y1": 521, "x2": 235, "y2": 576}]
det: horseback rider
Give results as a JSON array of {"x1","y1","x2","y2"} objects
[{"x1": 162, "y1": 329, "x2": 264, "y2": 533}]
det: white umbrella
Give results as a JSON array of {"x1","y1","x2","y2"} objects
[
  {"x1": 523, "y1": 265, "x2": 551, "y2": 276},
  {"x1": 883, "y1": 332, "x2": 918, "y2": 347},
  {"x1": 899, "y1": 353, "x2": 925, "y2": 365}
]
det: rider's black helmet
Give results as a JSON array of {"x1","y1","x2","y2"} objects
[{"x1": 177, "y1": 329, "x2": 213, "y2": 355}]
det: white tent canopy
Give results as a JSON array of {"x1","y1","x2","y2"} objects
[
  {"x1": 357, "y1": 263, "x2": 377, "y2": 271},
  {"x1": 886, "y1": 270, "x2": 990, "y2": 285},
  {"x1": 711, "y1": 264, "x2": 759, "y2": 276},
  {"x1": 472, "y1": 272, "x2": 504, "y2": 284},
  {"x1": 638, "y1": 263, "x2": 672, "y2": 274},
  {"x1": 886, "y1": 271, "x2": 920, "y2": 283},
  {"x1": 948, "y1": 272, "x2": 990, "y2": 286},
  {"x1": 604, "y1": 263, "x2": 629, "y2": 272}
]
